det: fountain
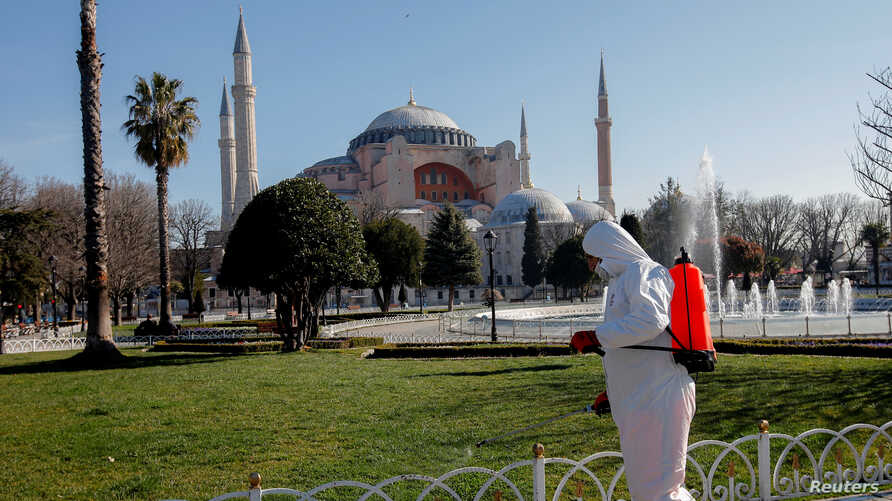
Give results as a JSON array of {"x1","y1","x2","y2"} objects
[
  {"x1": 696, "y1": 147, "x2": 724, "y2": 318},
  {"x1": 826, "y1": 280, "x2": 839, "y2": 314},
  {"x1": 726, "y1": 280, "x2": 738, "y2": 315},
  {"x1": 743, "y1": 284, "x2": 763, "y2": 319},
  {"x1": 600, "y1": 286, "x2": 609, "y2": 318},
  {"x1": 841, "y1": 278, "x2": 853, "y2": 315},
  {"x1": 799, "y1": 277, "x2": 815, "y2": 315},
  {"x1": 486, "y1": 149, "x2": 890, "y2": 340},
  {"x1": 765, "y1": 280, "x2": 778, "y2": 314}
]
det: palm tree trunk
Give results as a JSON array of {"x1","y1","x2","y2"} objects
[
  {"x1": 156, "y1": 166, "x2": 173, "y2": 327},
  {"x1": 77, "y1": 0, "x2": 119, "y2": 361}
]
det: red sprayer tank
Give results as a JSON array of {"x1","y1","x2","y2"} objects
[{"x1": 668, "y1": 249, "x2": 716, "y2": 357}]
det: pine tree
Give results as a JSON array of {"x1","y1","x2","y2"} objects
[
  {"x1": 422, "y1": 203, "x2": 482, "y2": 311},
  {"x1": 521, "y1": 207, "x2": 545, "y2": 289},
  {"x1": 620, "y1": 211, "x2": 644, "y2": 246}
]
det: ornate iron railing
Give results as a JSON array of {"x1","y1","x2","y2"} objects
[{"x1": 162, "y1": 420, "x2": 891, "y2": 501}]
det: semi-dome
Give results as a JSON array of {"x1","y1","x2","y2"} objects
[
  {"x1": 566, "y1": 198, "x2": 614, "y2": 226},
  {"x1": 349, "y1": 93, "x2": 476, "y2": 152},
  {"x1": 485, "y1": 188, "x2": 574, "y2": 228}
]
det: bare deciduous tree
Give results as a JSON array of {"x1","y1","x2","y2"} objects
[
  {"x1": 0, "y1": 161, "x2": 28, "y2": 210},
  {"x1": 355, "y1": 190, "x2": 400, "y2": 226},
  {"x1": 730, "y1": 194, "x2": 800, "y2": 268},
  {"x1": 170, "y1": 199, "x2": 214, "y2": 313},
  {"x1": 29, "y1": 177, "x2": 85, "y2": 320},
  {"x1": 105, "y1": 173, "x2": 157, "y2": 324},
  {"x1": 796, "y1": 193, "x2": 860, "y2": 278},
  {"x1": 851, "y1": 68, "x2": 892, "y2": 229}
]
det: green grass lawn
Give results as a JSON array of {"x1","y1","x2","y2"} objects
[{"x1": 0, "y1": 349, "x2": 889, "y2": 500}]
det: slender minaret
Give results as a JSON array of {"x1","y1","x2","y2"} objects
[
  {"x1": 595, "y1": 51, "x2": 615, "y2": 217},
  {"x1": 519, "y1": 102, "x2": 531, "y2": 189},
  {"x1": 232, "y1": 7, "x2": 259, "y2": 219},
  {"x1": 218, "y1": 77, "x2": 237, "y2": 231}
]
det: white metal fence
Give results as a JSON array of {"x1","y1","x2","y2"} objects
[
  {"x1": 321, "y1": 313, "x2": 448, "y2": 337},
  {"x1": 163, "y1": 419, "x2": 892, "y2": 501},
  {"x1": 0, "y1": 328, "x2": 262, "y2": 354}
]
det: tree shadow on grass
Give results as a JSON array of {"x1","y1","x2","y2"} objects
[
  {"x1": 0, "y1": 352, "x2": 237, "y2": 375},
  {"x1": 409, "y1": 364, "x2": 573, "y2": 378}
]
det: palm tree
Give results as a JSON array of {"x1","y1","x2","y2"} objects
[
  {"x1": 123, "y1": 73, "x2": 199, "y2": 331},
  {"x1": 861, "y1": 222, "x2": 890, "y2": 296},
  {"x1": 76, "y1": 0, "x2": 121, "y2": 362}
]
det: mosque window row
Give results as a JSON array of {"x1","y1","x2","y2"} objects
[
  {"x1": 419, "y1": 191, "x2": 470, "y2": 202},
  {"x1": 418, "y1": 171, "x2": 453, "y2": 186},
  {"x1": 349, "y1": 127, "x2": 477, "y2": 150}
]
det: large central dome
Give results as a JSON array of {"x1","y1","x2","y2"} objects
[
  {"x1": 366, "y1": 104, "x2": 461, "y2": 131},
  {"x1": 348, "y1": 94, "x2": 476, "y2": 152}
]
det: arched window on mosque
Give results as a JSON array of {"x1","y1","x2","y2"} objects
[
  {"x1": 442, "y1": 192, "x2": 447, "y2": 201},
  {"x1": 420, "y1": 191, "x2": 426, "y2": 200},
  {"x1": 441, "y1": 174, "x2": 446, "y2": 184},
  {"x1": 421, "y1": 173, "x2": 426, "y2": 185},
  {"x1": 453, "y1": 192, "x2": 458, "y2": 201},
  {"x1": 496, "y1": 275, "x2": 503, "y2": 286},
  {"x1": 507, "y1": 276, "x2": 513, "y2": 285},
  {"x1": 464, "y1": 192, "x2": 469, "y2": 200},
  {"x1": 432, "y1": 192, "x2": 437, "y2": 201},
  {"x1": 430, "y1": 168, "x2": 437, "y2": 183},
  {"x1": 453, "y1": 176, "x2": 459, "y2": 186}
]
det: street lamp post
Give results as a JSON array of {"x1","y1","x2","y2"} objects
[
  {"x1": 48, "y1": 255, "x2": 58, "y2": 333},
  {"x1": 483, "y1": 230, "x2": 498, "y2": 342},
  {"x1": 418, "y1": 260, "x2": 424, "y2": 314},
  {"x1": 79, "y1": 266, "x2": 86, "y2": 332}
]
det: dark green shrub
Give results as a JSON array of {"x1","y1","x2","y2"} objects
[
  {"x1": 714, "y1": 338, "x2": 892, "y2": 358},
  {"x1": 150, "y1": 341, "x2": 282, "y2": 353},
  {"x1": 306, "y1": 337, "x2": 384, "y2": 349},
  {"x1": 366, "y1": 343, "x2": 572, "y2": 359},
  {"x1": 161, "y1": 336, "x2": 280, "y2": 345}
]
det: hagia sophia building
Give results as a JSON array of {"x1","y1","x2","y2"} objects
[{"x1": 210, "y1": 11, "x2": 615, "y2": 308}]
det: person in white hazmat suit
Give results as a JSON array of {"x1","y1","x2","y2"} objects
[{"x1": 572, "y1": 221, "x2": 696, "y2": 501}]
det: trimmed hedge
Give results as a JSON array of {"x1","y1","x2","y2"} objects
[
  {"x1": 160, "y1": 336, "x2": 280, "y2": 345},
  {"x1": 714, "y1": 338, "x2": 892, "y2": 358},
  {"x1": 150, "y1": 340, "x2": 282, "y2": 353},
  {"x1": 366, "y1": 343, "x2": 572, "y2": 359},
  {"x1": 306, "y1": 337, "x2": 384, "y2": 349}
]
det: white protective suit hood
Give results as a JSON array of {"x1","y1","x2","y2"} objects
[{"x1": 582, "y1": 221, "x2": 651, "y2": 279}]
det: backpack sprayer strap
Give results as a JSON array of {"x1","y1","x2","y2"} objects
[{"x1": 621, "y1": 328, "x2": 715, "y2": 374}]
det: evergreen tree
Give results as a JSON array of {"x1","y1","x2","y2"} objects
[
  {"x1": 362, "y1": 217, "x2": 424, "y2": 312},
  {"x1": 521, "y1": 207, "x2": 546, "y2": 290},
  {"x1": 861, "y1": 222, "x2": 890, "y2": 295},
  {"x1": 548, "y1": 235, "x2": 597, "y2": 301},
  {"x1": 220, "y1": 178, "x2": 377, "y2": 350},
  {"x1": 422, "y1": 203, "x2": 482, "y2": 311},
  {"x1": 619, "y1": 211, "x2": 644, "y2": 246}
]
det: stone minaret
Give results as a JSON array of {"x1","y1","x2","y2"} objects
[
  {"x1": 519, "y1": 102, "x2": 531, "y2": 189},
  {"x1": 232, "y1": 8, "x2": 259, "y2": 219},
  {"x1": 595, "y1": 51, "x2": 615, "y2": 217},
  {"x1": 218, "y1": 77, "x2": 237, "y2": 231}
]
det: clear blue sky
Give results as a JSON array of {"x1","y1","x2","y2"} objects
[{"x1": 3, "y1": 1, "x2": 891, "y2": 217}]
